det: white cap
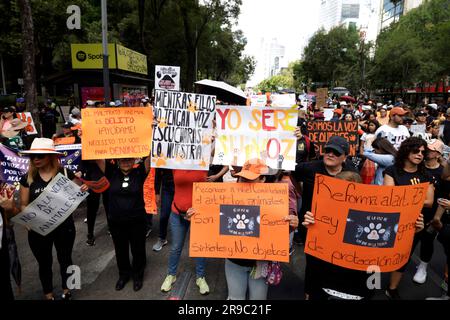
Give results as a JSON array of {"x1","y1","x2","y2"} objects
[
  {"x1": 340, "y1": 101, "x2": 347, "y2": 106},
  {"x1": 109, "y1": 101, "x2": 116, "y2": 106},
  {"x1": 376, "y1": 102, "x2": 383, "y2": 107},
  {"x1": 362, "y1": 105, "x2": 372, "y2": 111},
  {"x1": 86, "y1": 100, "x2": 94, "y2": 106},
  {"x1": 428, "y1": 103, "x2": 438, "y2": 110}
]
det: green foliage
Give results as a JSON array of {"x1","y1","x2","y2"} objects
[{"x1": 368, "y1": 0, "x2": 450, "y2": 90}]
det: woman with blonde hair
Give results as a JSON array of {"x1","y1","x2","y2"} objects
[{"x1": 19, "y1": 138, "x2": 87, "y2": 300}]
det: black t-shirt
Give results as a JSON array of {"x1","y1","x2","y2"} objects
[
  {"x1": 79, "y1": 160, "x2": 104, "y2": 181},
  {"x1": 383, "y1": 165, "x2": 432, "y2": 187},
  {"x1": 105, "y1": 161, "x2": 147, "y2": 221},
  {"x1": 20, "y1": 169, "x2": 75, "y2": 203},
  {"x1": 293, "y1": 160, "x2": 358, "y2": 216},
  {"x1": 207, "y1": 165, "x2": 225, "y2": 183},
  {"x1": 423, "y1": 165, "x2": 444, "y2": 221}
]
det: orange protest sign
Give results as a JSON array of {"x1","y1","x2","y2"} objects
[
  {"x1": 190, "y1": 182, "x2": 290, "y2": 262},
  {"x1": 305, "y1": 174, "x2": 428, "y2": 272},
  {"x1": 81, "y1": 107, "x2": 153, "y2": 160},
  {"x1": 54, "y1": 136, "x2": 76, "y2": 146},
  {"x1": 144, "y1": 168, "x2": 157, "y2": 214}
]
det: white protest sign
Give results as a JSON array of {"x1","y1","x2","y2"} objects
[
  {"x1": 11, "y1": 173, "x2": 88, "y2": 236},
  {"x1": 16, "y1": 112, "x2": 38, "y2": 135},
  {"x1": 155, "y1": 65, "x2": 180, "y2": 91},
  {"x1": 213, "y1": 106, "x2": 297, "y2": 171},
  {"x1": 151, "y1": 90, "x2": 216, "y2": 170},
  {"x1": 324, "y1": 108, "x2": 334, "y2": 121},
  {"x1": 270, "y1": 94, "x2": 296, "y2": 108},
  {"x1": 250, "y1": 95, "x2": 267, "y2": 107}
]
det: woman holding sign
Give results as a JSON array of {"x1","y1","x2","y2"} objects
[
  {"x1": 383, "y1": 136, "x2": 432, "y2": 300},
  {"x1": 96, "y1": 156, "x2": 151, "y2": 292},
  {"x1": 221, "y1": 159, "x2": 298, "y2": 300},
  {"x1": 18, "y1": 138, "x2": 88, "y2": 300}
]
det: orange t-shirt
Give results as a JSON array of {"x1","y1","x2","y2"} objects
[{"x1": 172, "y1": 170, "x2": 207, "y2": 214}]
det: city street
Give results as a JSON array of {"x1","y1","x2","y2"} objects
[{"x1": 12, "y1": 200, "x2": 447, "y2": 300}]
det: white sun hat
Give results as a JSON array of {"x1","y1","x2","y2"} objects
[{"x1": 20, "y1": 138, "x2": 63, "y2": 155}]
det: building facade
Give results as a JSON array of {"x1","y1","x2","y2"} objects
[{"x1": 379, "y1": 0, "x2": 425, "y2": 31}]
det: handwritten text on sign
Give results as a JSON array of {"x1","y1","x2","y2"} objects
[
  {"x1": 213, "y1": 106, "x2": 297, "y2": 171},
  {"x1": 151, "y1": 90, "x2": 216, "y2": 170},
  {"x1": 307, "y1": 121, "x2": 359, "y2": 156},
  {"x1": 81, "y1": 107, "x2": 153, "y2": 160},
  {"x1": 305, "y1": 174, "x2": 428, "y2": 272},
  {"x1": 11, "y1": 173, "x2": 88, "y2": 236},
  {"x1": 190, "y1": 183, "x2": 290, "y2": 262}
]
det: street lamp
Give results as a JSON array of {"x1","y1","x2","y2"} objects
[{"x1": 101, "y1": 0, "x2": 110, "y2": 104}]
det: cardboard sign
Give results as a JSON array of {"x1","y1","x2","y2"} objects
[
  {"x1": 190, "y1": 182, "x2": 290, "y2": 262},
  {"x1": 79, "y1": 176, "x2": 110, "y2": 193},
  {"x1": 270, "y1": 94, "x2": 296, "y2": 108},
  {"x1": 11, "y1": 173, "x2": 88, "y2": 236},
  {"x1": 213, "y1": 106, "x2": 297, "y2": 170},
  {"x1": 81, "y1": 107, "x2": 153, "y2": 160},
  {"x1": 55, "y1": 144, "x2": 82, "y2": 172},
  {"x1": 151, "y1": 90, "x2": 216, "y2": 170},
  {"x1": 54, "y1": 136, "x2": 76, "y2": 146},
  {"x1": 16, "y1": 112, "x2": 37, "y2": 135},
  {"x1": 155, "y1": 65, "x2": 180, "y2": 91},
  {"x1": 316, "y1": 88, "x2": 328, "y2": 109},
  {"x1": 307, "y1": 120, "x2": 359, "y2": 156},
  {"x1": 143, "y1": 168, "x2": 157, "y2": 214},
  {"x1": 305, "y1": 174, "x2": 428, "y2": 272}
]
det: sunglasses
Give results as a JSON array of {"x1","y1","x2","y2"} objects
[
  {"x1": 412, "y1": 149, "x2": 426, "y2": 155},
  {"x1": 122, "y1": 176, "x2": 130, "y2": 188},
  {"x1": 324, "y1": 148, "x2": 342, "y2": 157},
  {"x1": 29, "y1": 154, "x2": 47, "y2": 160}
]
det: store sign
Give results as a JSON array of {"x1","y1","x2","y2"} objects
[
  {"x1": 71, "y1": 44, "x2": 117, "y2": 69},
  {"x1": 116, "y1": 44, "x2": 148, "y2": 75}
]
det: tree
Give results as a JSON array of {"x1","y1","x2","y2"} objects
[
  {"x1": 301, "y1": 26, "x2": 360, "y2": 90},
  {"x1": 17, "y1": 0, "x2": 39, "y2": 131}
]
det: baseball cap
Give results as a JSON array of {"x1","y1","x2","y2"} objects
[
  {"x1": 324, "y1": 136, "x2": 350, "y2": 156},
  {"x1": 427, "y1": 139, "x2": 444, "y2": 154},
  {"x1": 109, "y1": 101, "x2": 116, "y2": 107},
  {"x1": 234, "y1": 159, "x2": 269, "y2": 181},
  {"x1": 114, "y1": 99, "x2": 123, "y2": 106},
  {"x1": 339, "y1": 101, "x2": 348, "y2": 106},
  {"x1": 62, "y1": 121, "x2": 74, "y2": 129},
  {"x1": 2, "y1": 106, "x2": 15, "y2": 113},
  {"x1": 428, "y1": 103, "x2": 438, "y2": 110},
  {"x1": 333, "y1": 108, "x2": 343, "y2": 115},
  {"x1": 86, "y1": 100, "x2": 94, "y2": 106},
  {"x1": 415, "y1": 110, "x2": 427, "y2": 117},
  {"x1": 403, "y1": 117, "x2": 414, "y2": 124},
  {"x1": 390, "y1": 107, "x2": 408, "y2": 117}
]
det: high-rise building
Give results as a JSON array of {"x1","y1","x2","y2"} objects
[
  {"x1": 318, "y1": 0, "x2": 380, "y2": 43},
  {"x1": 252, "y1": 37, "x2": 287, "y2": 82},
  {"x1": 379, "y1": 0, "x2": 425, "y2": 30}
]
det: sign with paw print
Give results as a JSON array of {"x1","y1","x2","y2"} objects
[
  {"x1": 213, "y1": 106, "x2": 298, "y2": 171},
  {"x1": 305, "y1": 174, "x2": 428, "y2": 272},
  {"x1": 190, "y1": 183, "x2": 289, "y2": 262},
  {"x1": 151, "y1": 90, "x2": 216, "y2": 170}
]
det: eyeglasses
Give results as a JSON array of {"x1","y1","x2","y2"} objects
[
  {"x1": 324, "y1": 148, "x2": 342, "y2": 157},
  {"x1": 29, "y1": 154, "x2": 47, "y2": 160},
  {"x1": 412, "y1": 149, "x2": 426, "y2": 155},
  {"x1": 122, "y1": 176, "x2": 130, "y2": 188}
]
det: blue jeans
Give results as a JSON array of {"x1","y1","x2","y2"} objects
[
  {"x1": 225, "y1": 259, "x2": 268, "y2": 300},
  {"x1": 168, "y1": 212, "x2": 206, "y2": 278},
  {"x1": 159, "y1": 183, "x2": 174, "y2": 240}
]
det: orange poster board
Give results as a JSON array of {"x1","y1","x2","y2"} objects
[
  {"x1": 144, "y1": 168, "x2": 157, "y2": 214},
  {"x1": 190, "y1": 182, "x2": 290, "y2": 262},
  {"x1": 81, "y1": 107, "x2": 153, "y2": 160},
  {"x1": 305, "y1": 174, "x2": 428, "y2": 272}
]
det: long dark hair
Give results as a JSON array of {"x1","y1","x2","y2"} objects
[
  {"x1": 372, "y1": 137, "x2": 397, "y2": 157},
  {"x1": 365, "y1": 120, "x2": 380, "y2": 133},
  {"x1": 395, "y1": 137, "x2": 428, "y2": 173}
]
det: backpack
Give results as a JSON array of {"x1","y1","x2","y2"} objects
[{"x1": 262, "y1": 261, "x2": 283, "y2": 286}]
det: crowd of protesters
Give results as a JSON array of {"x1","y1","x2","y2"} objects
[{"x1": 0, "y1": 94, "x2": 449, "y2": 302}]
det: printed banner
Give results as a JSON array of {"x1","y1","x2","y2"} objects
[
  {"x1": 143, "y1": 168, "x2": 157, "y2": 214},
  {"x1": 0, "y1": 144, "x2": 82, "y2": 188},
  {"x1": 16, "y1": 112, "x2": 38, "y2": 135},
  {"x1": 81, "y1": 107, "x2": 153, "y2": 160},
  {"x1": 190, "y1": 182, "x2": 290, "y2": 262},
  {"x1": 151, "y1": 90, "x2": 216, "y2": 170},
  {"x1": 155, "y1": 66, "x2": 180, "y2": 91},
  {"x1": 305, "y1": 174, "x2": 428, "y2": 272},
  {"x1": 116, "y1": 44, "x2": 148, "y2": 75},
  {"x1": 213, "y1": 106, "x2": 297, "y2": 170},
  {"x1": 307, "y1": 120, "x2": 359, "y2": 156},
  {"x1": 11, "y1": 173, "x2": 89, "y2": 236}
]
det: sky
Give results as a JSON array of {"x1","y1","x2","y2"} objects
[{"x1": 236, "y1": 0, "x2": 321, "y2": 86}]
